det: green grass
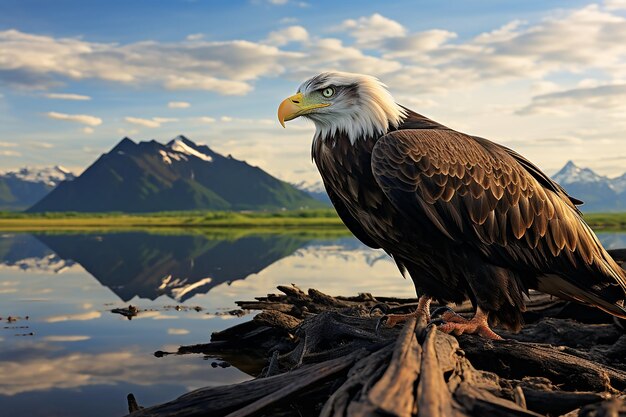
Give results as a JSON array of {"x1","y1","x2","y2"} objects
[
  {"x1": 0, "y1": 209, "x2": 346, "y2": 231},
  {"x1": 0, "y1": 210, "x2": 624, "y2": 232},
  {"x1": 582, "y1": 213, "x2": 626, "y2": 229}
]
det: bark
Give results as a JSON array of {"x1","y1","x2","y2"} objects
[{"x1": 125, "y1": 286, "x2": 626, "y2": 417}]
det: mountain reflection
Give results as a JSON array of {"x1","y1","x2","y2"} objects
[
  {"x1": 1, "y1": 231, "x2": 625, "y2": 304},
  {"x1": 0, "y1": 233, "x2": 74, "y2": 273},
  {"x1": 1, "y1": 232, "x2": 311, "y2": 302}
]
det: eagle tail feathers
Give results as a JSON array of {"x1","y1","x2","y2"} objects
[{"x1": 537, "y1": 273, "x2": 626, "y2": 320}]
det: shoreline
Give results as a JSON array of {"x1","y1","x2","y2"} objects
[{"x1": 0, "y1": 210, "x2": 624, "y2": 231}]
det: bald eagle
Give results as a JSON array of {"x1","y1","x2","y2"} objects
[{"x1": 278, "y1": 71, "x2": 626, "y2": 339}]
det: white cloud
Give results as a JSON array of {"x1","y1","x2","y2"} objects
[
  {"x1": 164, "y1": 74, "x2": 252, "y2": 95},
  {"x1": 337, "y1": 13, "x2": 407, "y2": 44},
  {"x1": 24, "y1": 141, "x2": 54, "y2": 149},
  {"x1": 518, "y1": 83, "x2": 626, "y2": 115},
  {"x1": 44, "y1": 93, "x2": 91, "y2": 100},
  {"x1": 153, "y1": 117, "x2": 178, "y2": 123},
  {"x1": 265, "y1": 26, "x2": 309, "y2": 46},
  {"x1": 197, "y1": 116, "x2": 216, "y2": 123},
  {"x1": 117, "y1": 128, "x2": 139, "y2": 136},
  {"x1": 0, "y1": 150, "x2": 19, "y2": 156},
  {"x1": 46, "y1": 112, "x2": 102, "y2": 126},
  {"x1": 474, "y1": 20, "x2": 526, "y2": 44},
  {"x1": 125, "y1": 116, "x2": 178, "y2": 128},
  {"x1": 124, "y1": 117, "x2": 161, "y2": 128},
  {"x1": 217, "y1": 116, "x2": 274, "y2": 125},
  {"x1": 0, "y1": 141, "x2": 17, "y2": 147},
  {"x1": 381, "y1": 30, "x2": 457, "y2": 57},
  {"x1": 168, "y1": 101, "x2": 191, "y2": 109},
  {"x1": 83, "y1": 127, "x2": 94, "y2": 134},
  {"x1": 605, "y1": 0, "x2": 626, "y2": 10},
  {"x1": 0, "y1": 30, "x2": 298, "y2": 95},
  {"x1": 186, "y1": 33, "x2": 204, "y2": 41}
]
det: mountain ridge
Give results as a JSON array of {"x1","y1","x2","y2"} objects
[
  {"x1": 0, "y1": 166, "x2": 75, "y2": 210},
  {"x1": 28, "y1": 135, "x2": 324, "y2": 213},
  {"x1": 552, "y1": 160, "x2": 626, "y2": 212}
]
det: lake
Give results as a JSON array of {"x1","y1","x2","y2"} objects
[{"x1": 1, "y1": 230, "x2": 625, "y2": 416}]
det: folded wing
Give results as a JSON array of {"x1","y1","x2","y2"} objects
[{"x1": 371, "y1": 129, "x2": 626, "y2": 317}]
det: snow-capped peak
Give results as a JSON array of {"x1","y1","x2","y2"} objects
[
  {"x1": 552, "y1": 160, "x2": 626, "y2": 194},
  {"x1": 610, "y1": 173, "x2": 626, "y2": 194},
  {"x1": 294, "y1": 180, "x2": 325, "y2": 194},
  {"x1": 1, "y1": 165, "x2": 75, "y2": 187},
  {"x1": 166, "y1": 136, "x2": 213, "y2": 162},
  {"x1": 552, "y1": 160, "x2": 607, "y2": 185}
]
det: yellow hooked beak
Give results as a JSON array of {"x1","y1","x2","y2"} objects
[{"x1": 277, "y1": 92, "x2": 330, "y2": 128}]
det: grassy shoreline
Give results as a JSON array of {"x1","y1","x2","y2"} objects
[
  {"x1": 0, "y1": 209, "x2": 346, "y2": 231},
  {"x1": 0, "y1": 210, "x2": 624, "y2": 231}
]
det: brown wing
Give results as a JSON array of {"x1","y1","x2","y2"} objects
[
  {"x1": 371, "y1": 129, "x2": 626, "y2": 317},
  {"x1": 488, "y1": 139, "x2": 584, "y2": 207},
  {"x1": 325, "y1": 184, "x2": 380, "y2": 249}
]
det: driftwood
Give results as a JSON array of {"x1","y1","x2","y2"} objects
[{"x1": 126, "y1": 286, "x2": 626, "y2": 417}]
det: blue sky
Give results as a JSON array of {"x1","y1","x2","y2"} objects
[{"x1": 1, "y1": 0, "x2": 626, "y2": 183}]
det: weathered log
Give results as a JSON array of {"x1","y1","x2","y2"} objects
[
  {"x1": 128, "y1": 350, "x2": 366, "y2": 417},
  {"x1": 126, "y1": 286, "x2": 626, "y2": 417},
  {"x1": 520, "y1": 388, "x2": 610, "y2": 416},
  {"x1": 574, "y1": 397, "x2": 626, "y2": 417},
  {"x1": 318, "y1": 343, "x2": 393, "y2": 417},
  {"x1": 459, "y1": 336, "x2": 626, "y2": 392},
  {"x1": 368, "y1": 316, "x2": 421, "y2": 417},
  {"x1": 417, "y1": 326, "x2": 461, "y2": 417}
]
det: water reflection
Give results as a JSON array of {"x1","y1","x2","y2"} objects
[
  {"x1": 0, "y1": 230, "x2": 624, "y2": 416},
  {"x1": 36, "y1": 232, "x2": 308, "y2": 302}
]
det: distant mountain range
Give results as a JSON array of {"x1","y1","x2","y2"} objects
[
  {"x1": 0, "y1": 166, "x2": 74, "y2": 210},
  {"x1": 28, "y1": 136, "x2": 324, "y2": 212},
  {"x1": 293, "y1": 180, "x2": 331, "y2": 204},
  {"x1": 552, "y1": 161, "x2": 626, "y2": 212},
  {"x1": 2, "y1": 141, "x2": 624, "y2": 213}
]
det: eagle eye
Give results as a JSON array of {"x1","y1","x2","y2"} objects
[{"x1": 321, "y1": 87, "x2": 335, "y2": 98}]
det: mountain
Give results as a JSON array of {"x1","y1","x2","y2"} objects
[
  {"x1": 0, "y1": 166, "x2": 74, "y2": 210},
  {"x1": 552, "y1": 161, "x2": 626, "y2": 212},
  {"x1": 293, "y1": 180, "x2": 330, "y2": 204},
  {"x1": 28, "y1": 136, "x2": 324, "y2": 212}
]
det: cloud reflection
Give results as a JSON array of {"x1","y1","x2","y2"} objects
[
  {"x1": 0, "y1": 346, "x2": 249, "y2": 396},
  {"x1": 43, "y1": 311, "x2": 101, "y2": 323},
  {"x1": 42, "y1": 336, "x2": 91, "y2": 342},
  {"x1": 167, "y1": 328, "x2": 189, "y2": 335}
]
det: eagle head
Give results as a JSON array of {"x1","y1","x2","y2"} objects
[{"x1": 278, "y1": 71, "x2": 406, "y2": 144}]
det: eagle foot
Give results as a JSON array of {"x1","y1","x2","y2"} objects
[
  {"x1": 375, "y1": 296, "x2": 432, "y2": 334},
  {"x1": 376, "y1": 312, "x2": 418, "y2": 330},
  {"x1": 430, "y1": 306, "x2": 470, "y2": 324},
  {"x1": 369, "y1": 303, "x2": 390, "y2": 316},
  {"x1": 436, "y1": 307, "x2": 502, "y2": 340}
]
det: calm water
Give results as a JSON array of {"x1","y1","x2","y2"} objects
[{"x1": 0, "y1": 230, "x2": 625, "y2": 416}]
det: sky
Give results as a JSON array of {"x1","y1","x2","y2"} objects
[{"x1": 1, "y1": 0, "x2": 626, "y2": 184}]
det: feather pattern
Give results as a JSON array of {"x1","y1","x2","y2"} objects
[
  {"x1": 303, "y1": 74, "x2": 626, "y2": 329},
  {"x1": 370, "y1": 128, "x2": 626, "y2": 307}
]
